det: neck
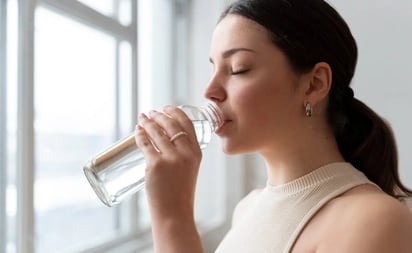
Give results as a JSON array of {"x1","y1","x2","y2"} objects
[{"x1": 260, "y1": 121, "x2": 345, "y2": 186}]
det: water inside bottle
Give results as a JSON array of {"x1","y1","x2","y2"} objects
[
  {"x1": 193, "y1": 120, "x2": 213, "y2": 149},
  {"x1": 86, "y1": 119, "x2": 213, "y2": 206},
  {"x1": 85, "y1": 146, "x2": 146, "y2": 206}
]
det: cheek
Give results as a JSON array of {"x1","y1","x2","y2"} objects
[
  {"x1": 232, "y1": 87, "x2": 268, "y2": 125},
  {"x1": 232, "y1": 80, "x2": 278, "y2": 118},
  {"x1": 232, "y1": 79, "x2": 298, "y2": 134},
  {"x1": 232, "y1": 80, "x2": 275, "y2": 105},
  {"x1": 232, "y1": 84, "x2": 256, "y2": 101},
  {"x1": 232, "y1": 84, "x2": 277, "y2": 135}
]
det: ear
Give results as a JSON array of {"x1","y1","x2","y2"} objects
[{"x1": 302, "y1": 62, "x2": 332, "y2": 107}]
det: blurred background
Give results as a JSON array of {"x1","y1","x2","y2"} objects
[{"x1": 0, "y1": 0, "x2": 411, "y2": 252}]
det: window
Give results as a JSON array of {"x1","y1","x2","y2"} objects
[
  {"x1": 2, "y1": 0, "x2": 141, "y2": 252},
  {"x1": 1, "y1": 0, "x2": 239, "y2": 252},
  {"x1": 34, "y1": 7, "x2": 135, "y2": 252}
]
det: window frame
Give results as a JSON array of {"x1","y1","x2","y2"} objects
[
  {"x1": 0, "y1": 0, "x2": 8, "y2": 251},
  {"x1": 16, "y1": 0, "x2": 36, "y2": 252},
  {"x1": 11, "y1": 0, "x2": 140, "y2": 252}
]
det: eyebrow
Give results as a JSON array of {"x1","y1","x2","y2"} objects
[{"x1": 209, "y1": 47, "x2": 256, "y2": 63}]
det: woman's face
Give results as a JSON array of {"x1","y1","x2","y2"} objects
[{"x1": 205, "y1": 14, "x2": 308, "y2": 155}]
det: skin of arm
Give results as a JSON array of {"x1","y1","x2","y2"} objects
[
  {"x1": 292, "y1": 185, "x2": 412, "y2": 253},
  {"x1": 317, "y1": 189, "x2": 412, "y2": 253},
  {"x1": 339, "y1": 201, "x2": 412, "y2": 252},
  {"x1": 150, "y1": 212, "x2": 204, "y2": 253}
]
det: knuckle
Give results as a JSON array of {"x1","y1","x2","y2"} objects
[
  {"x1": 165, "y1": 107, "x2": 186, "y2": 119},
  {"x1": 136, "y1": 137, "x2": 151, "y2": 148},
  {"x1": 148, "y1": 156, "x2": 162, "y2": 168},
  {"x1": 183, "y1": 117, "x2": 193, "y2": 126},
  {"x1": 140, "y1": 120, "x2": 155, "y2": 130},
  {"x1": 182, "y1": 149, "x2": 202, "y2": 163},
  {"x1": 164, "y1": 120, "x2": 180, "y2": 131},
  {"x1": 152, "y1": 129, "x2": 166, "y2": 139}
]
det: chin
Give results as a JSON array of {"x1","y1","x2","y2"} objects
[
  {"x1": 220, "y1": 139, "x2": 253, "y2": 155},
  {"x1": 220, "y1": 141, "x2": 237, "y2": 155},
  {"x1": 221, "y1": 148, "x2": 238, "y2": 155}
]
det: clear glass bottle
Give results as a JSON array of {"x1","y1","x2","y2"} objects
[{"x1": 83, "y1": 103, "x2": 223, "y2": 207}]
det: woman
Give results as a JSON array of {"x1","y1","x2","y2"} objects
[{"x1": 135, "y1": 0, "x2": 412, "y2": 252}]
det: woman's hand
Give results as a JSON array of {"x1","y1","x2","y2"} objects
[
  {"x1": 135, "y1": 105, "x2": 202, "y2": 219},
  {"x1": 135, "y1": 106, "x2": 205, "y2": 253}
]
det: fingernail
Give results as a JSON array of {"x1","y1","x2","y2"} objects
[
  {"x1": 139, "y1": 113, "x2": 148, "y2": 120},
  {"x1": 149, "y1": 109, "x2": 158, "y2": 116}
]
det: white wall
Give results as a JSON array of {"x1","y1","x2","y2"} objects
[
  {"x1": 189, "y1": 0, "x2": 229, "y2": 105},
  {"x1": 329, "y1": 0, "x2": 412, "y2": 187}
]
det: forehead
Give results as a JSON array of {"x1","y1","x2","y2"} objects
[{"x1": 210, "y1": 14, "x2": 273, "y2": 56}]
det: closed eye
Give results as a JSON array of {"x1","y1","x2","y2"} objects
[{"x1": 231, "y1": 69, "x2": 250, "y2": 75}]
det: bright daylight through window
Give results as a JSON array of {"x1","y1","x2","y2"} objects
[
  {"x1": 1, "y1": 0, "x2": 230, "y2": 252},
  {"x1": 2, "y1": 0, "x2": 144, "y2": 252}
]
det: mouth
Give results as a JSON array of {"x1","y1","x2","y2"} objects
[{"x1": 215, "y1": 119, "x2": 232, "y2": 135}]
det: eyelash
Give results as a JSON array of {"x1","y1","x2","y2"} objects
[{"x1": 231, "y1": 69, "x2": 250, "y2": 75}]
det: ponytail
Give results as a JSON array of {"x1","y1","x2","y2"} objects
[{"x1": 332, "y1": 94, "x2": 412, "y2": 197}]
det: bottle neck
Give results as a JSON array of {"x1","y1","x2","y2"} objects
[{"x1": 200, "y1": 103, "x2": 223, "y2": 132}]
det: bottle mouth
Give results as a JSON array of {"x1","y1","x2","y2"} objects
[{"x1": 206, "y1": 102, "x2": 224, "y2": 131}]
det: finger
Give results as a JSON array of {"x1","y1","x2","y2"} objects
[
  {"x1": 138, "y1": 113, "x2": 174, "y2": 152},
  {"x1": 162, "y1": 106, "x2": 198, "y2": 145},
  {"x1": 148, "y1": 110, "x2": 191, "y2": 146},
  {"x1": 134, "y1": 124, "x2": 158, "y2": 156}
]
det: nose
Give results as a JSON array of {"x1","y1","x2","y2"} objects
[{"x1": 203, "y1": 74, "x2": 226, "y2": 103}]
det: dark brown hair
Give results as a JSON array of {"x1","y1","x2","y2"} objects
[{"x1": 221, "y1": 0, "x2": 411, "y2": 197}]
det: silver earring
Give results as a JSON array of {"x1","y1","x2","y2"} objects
[{"x1": 305, "y1": 102, "x2": 312, "y2": 117}]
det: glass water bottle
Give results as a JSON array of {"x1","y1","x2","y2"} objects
[{"x1": 83, "y1": 103, "x2": 223, "y2": 207}]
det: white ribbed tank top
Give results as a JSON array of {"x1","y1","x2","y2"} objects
[{"x1": 215, "y1": 162, "x2": 377, "y2": 253}]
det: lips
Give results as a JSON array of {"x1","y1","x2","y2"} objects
[
  {"x1": 213, "y1": 105, "x2": 232, "y2": 135},
  {"x1": 215, "y1": 119, "x2": 232, "y2": 135}
]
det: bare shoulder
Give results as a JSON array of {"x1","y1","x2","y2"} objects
[
  {"x1": 320, "y1": 184, "x2": 412, "y2": 252},
  {"x1": 232, "y1": 188, "x2": 263, "y2": 226}
]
